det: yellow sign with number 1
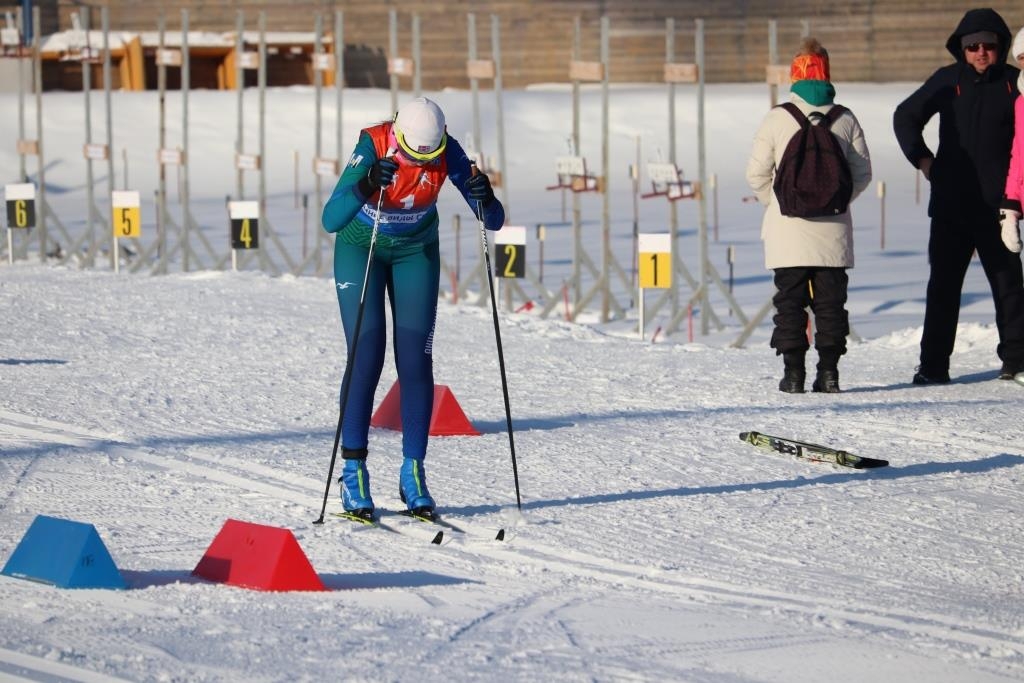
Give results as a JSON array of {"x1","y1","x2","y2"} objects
[
  {"x1": 111, "y1": 191, "x2": 141, "y2": 238},
  {"x1": 638, "y1": 233, "x2": 671, "y2": 289}
]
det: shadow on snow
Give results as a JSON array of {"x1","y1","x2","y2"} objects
[
  {"x1": 121, "y1": 568, "x2": 478, "y2": 591},
  {"x1": 446, "y1": 452, "x2": 1024, "y2": 517}
]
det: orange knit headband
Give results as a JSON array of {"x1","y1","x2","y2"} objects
[{"x1": 790, "y1": 53, "x2": 830, "y2": 82}]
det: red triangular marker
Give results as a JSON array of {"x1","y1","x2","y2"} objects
[
  {"x1": 192, "y1": 519, "x2": 325, "y2": 591},
  {"x1": 370, "y1": 381, "x2": 480, "y2": 436}
]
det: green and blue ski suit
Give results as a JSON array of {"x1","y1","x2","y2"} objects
[{"x1": 322, "y1": 121, "x2": 504, "y2": 460}]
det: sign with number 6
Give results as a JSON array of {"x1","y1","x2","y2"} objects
[{"x1": 5, "y1": 183, "x2": 36, "y2": 230}]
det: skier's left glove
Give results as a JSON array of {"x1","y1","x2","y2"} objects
[
  {"x1": 1000, "y1": 209, "x2": 1022, "y2": 253},
  {"x1": 466, "y1": 171, "x2": 496, "y2": 207}
]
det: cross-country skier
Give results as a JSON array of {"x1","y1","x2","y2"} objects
[{"x1": 321, "y1": 97, "x2": 505, "y2": 520}]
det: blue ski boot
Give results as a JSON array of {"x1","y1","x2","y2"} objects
[
  {"x1": 339, "y1": 449, "x2": 374, "y2": 521},
  {"x1": 399, "y1": 457, "x2": 435, "y2": 519}
]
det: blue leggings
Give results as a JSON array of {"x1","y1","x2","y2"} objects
[{"x1": 333, "y1": 237, "x2": 440, "y2": 460}]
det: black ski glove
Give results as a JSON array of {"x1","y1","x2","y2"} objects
[
  {"x1": 466, "y1": 171, "x2": 496, "y2": 207},
  {"x1": 359, "y1": 156, "x2": 399, "y2": 196}
]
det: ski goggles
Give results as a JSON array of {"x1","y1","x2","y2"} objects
[
  {"x1": 964, "y1": 42, "x2": 998, "y2": 53},
  {"x1": 394, "y1": 127, "x2": 447, "y2": 163}
]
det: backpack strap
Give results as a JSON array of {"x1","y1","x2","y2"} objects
[
  {"x1": 822, "y1": 104, "x2": 848, "y2": 129},
  {"x1": 778, "y1": 101, "x2": 848, "y2": 129},
  {"x1": 777, "y1": 102, "x2": 809, "y2": 128}
]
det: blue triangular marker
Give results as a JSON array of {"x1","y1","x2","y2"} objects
[{"x1": 1, "y1": 515, "x2": 126, "y2": 589}]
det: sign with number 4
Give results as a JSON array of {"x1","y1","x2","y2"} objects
[{"x1": 229, "y1": 201, "x2": 260, "y2": 250}]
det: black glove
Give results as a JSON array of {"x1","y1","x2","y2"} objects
[
  {"x1": 466, "y1": 171, "x2": 496, "y2": 206},
  {"x1": 362, "y1": 156, "x2": 399, "y2": 193}
]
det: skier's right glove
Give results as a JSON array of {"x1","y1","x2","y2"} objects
[
  {"x1": 465, "y1": 171, "x2": 496, "y2": 207},
  {"x1": 362, "y1": 156, "x2": 399, "y2": 194},
  {"x1": 1000, "y1": 209, "x2": 1023, "y2": 253}
]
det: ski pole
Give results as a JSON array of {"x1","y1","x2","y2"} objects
[
  {"x1": 472, "y1": 165, "x2": 522, "y2": 510},
  {"x1": 314, "y1": 149, "x2": 395, "y2": 525}
]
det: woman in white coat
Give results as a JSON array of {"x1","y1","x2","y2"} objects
[{"x1": 746, "y1": 38, "x2": 872, "y2": 393}]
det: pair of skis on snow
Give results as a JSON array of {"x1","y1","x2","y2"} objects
[{"x1": 332, "y1": 509, "x2": 506, "y2": 544}]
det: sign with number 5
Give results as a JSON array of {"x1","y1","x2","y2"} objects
[{"x1": 111, "y1": 191, "x2": 141, "y2": 238}]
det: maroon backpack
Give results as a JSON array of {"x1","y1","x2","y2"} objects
[{"x1": 772, "y1": 102, "x2": 853, "y2": 218}]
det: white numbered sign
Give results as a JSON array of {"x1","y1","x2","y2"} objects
[
  {"x1": 229, "y1": 201, "x2": 260, "y2": 250},
  {"x1": 5, "y1": 183, "x2": 36, "y2": 229},
  {"x1": 494, "y1": 226, "x2": 527, "y2": 279}
]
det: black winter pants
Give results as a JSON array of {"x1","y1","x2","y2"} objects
[
  {"x1": 771, "y1": 267, "x2": 849, "y2": 358},
  {"x1": 921, "y1": 216, "x2": 1024, "y2": 370}
]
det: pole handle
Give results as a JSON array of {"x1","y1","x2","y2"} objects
[{"x1": 470, "y1": 163, "x2": 484, "y2": 220}]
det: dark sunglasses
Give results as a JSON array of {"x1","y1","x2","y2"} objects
[{"x1": 965, "y1": 42, "x2": 998, "y2": 53}]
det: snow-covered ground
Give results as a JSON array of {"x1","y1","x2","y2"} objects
[{"x1": 2, "y1": 80, "x2": 1023, "y2": 682}]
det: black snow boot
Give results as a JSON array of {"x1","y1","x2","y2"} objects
[
  {"x1": 998, "y1": 359, "x2": 1024, "y2": 380},
  {"x1": 778, "y1": 352, "x2": 806, "y2": 394},
  {"x1": 812, "y1": 369, "x2": 841, "y2": 393},
  {"x1": 812, "y1": 348, "x2": 841, "y2": 393}
]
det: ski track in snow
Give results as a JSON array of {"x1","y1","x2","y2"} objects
[
  {"x1": 1, "y1": 378, "x2": 1023, "y2": 682},
  {"x1": 2, "y1": 268, "x2": 1024, "y2": 680}
]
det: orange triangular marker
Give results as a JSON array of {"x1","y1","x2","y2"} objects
[{"x1": 370, "y1": 381, "x2": 481, "y2": 436}]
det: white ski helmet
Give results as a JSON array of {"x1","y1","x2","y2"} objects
[{"x1": 394, "y1": 97, "x2": 447, "y2": 161}]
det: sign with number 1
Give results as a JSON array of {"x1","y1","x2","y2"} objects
[{"x1": 638, "y1": 233, "x2": 672, "y2": 289}]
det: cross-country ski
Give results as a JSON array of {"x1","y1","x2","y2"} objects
[{"x1": 739, "y1": 431, "x2": 890, "y2": 469}]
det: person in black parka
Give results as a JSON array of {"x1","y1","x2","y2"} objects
[{"x1": 894, "y1": 7, "x2": 1024, "y2": 384}]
